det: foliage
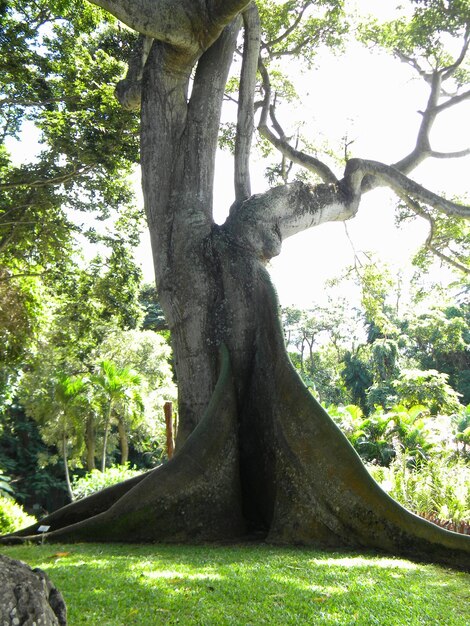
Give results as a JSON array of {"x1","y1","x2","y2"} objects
[
  {"x1": 359, "y1": 0, "x2": 470, "y2": 68},
  {"x1": 91, "y1": 359, "x2": 144, "y2": 470},
  {"x1": 0, "y1": 405, "x2": 68, "y2": 511},
  {"x1": 393, "y1": 369, "x2": 462, "y2": 415},
  {"x1": 329, "y1": 399, "x2": 469, "y2": 467},
  {"x1": 0, "y1": 0, "x2": 140, "y2": 272},
  {"x1": 0, "y1": 469, "x2": 13, "y2": 498},
  {"x1": 0, "y1": 0, "x2": 143, "y2": 405},
  {"x1": 2, "y1": 543, "x2": 469, "y2": 625},
  {"x1": 285, "y1": 259, "x2": 469, "y2": 417},
  {"x1": 0, "y1": 495, "x2": 36, "y2": 534},
  {"x1": 71, "y1": 464, "x2": 144, "y2": 500},
  {"x1": 368, "y1": 452, "x2": 470, "y2": 525}
]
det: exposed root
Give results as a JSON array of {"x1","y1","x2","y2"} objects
[
  {"x1": 2, "y1": 269, "x2": 469, "y2": 571},
  {"x1": 1, "y1": 345, "x2": 244, "y2": 545},
  {"x1": 251, "y1": 268, "x2": 470, "y2": 570}
]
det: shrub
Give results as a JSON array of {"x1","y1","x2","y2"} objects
[
  {"x1": 0, "y1": 496, "x2": 36, "y2": 534},
  {"x1": 367, "y1": 452, "x2": 470, "y2": 524},
  {"x1": 72, "y1": 464, "x2": 144, "y2": 500}
]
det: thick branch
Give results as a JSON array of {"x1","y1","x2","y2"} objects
[
  {"x1": 430, "y1": 148, "x2": 470, "y2": 159},
  {"x1": 346, "y1": 158, "x2": 470, "y2": 219},
  {"x1": 88, "y1": 0, "x2": 250, "y2": 53},
  {"x1": 225, "y1": 156, "x2": 469, "y2": 263},
  {"x1": 183, "y1": 19, "x2": 241, "y2": 214},
  {"x1": 234, "y1": 3, "x2": 261, "y2": 204},
  {"x1": 225, "y1": 180, "x2": 355, "y2": 260}
]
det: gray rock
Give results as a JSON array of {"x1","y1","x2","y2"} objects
[{"x1": 0, "y1": 555, "x2": 66, "y2": 625}]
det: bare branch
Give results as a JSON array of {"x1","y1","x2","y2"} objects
[
  {"x1": 441, "y1": 28, "x2": 470, "y2": 80},
  {"x1": 257, "y1": 59, "x2": 338, "y2": 185},
  {"x1": 234, "y1": 3, "x2": 260, "y2": 204},
  {"x1": 400, "y1": 195, "x2": 470, "y2": 274},
  {"x1": 392, "y1": 71, "x2": 441, "y2": 174},
  {"x1": 0, "y1": 165, "x2": 93, "y2": 190},
  {"x1": 394, "y1": 48, "x2": 431, "y2": 82},
  {"x1": 430, "y1": 148, "x2": 470, "y2": 159},
  {"x1": 434, "y1": 88, "x2": 470, "y2": 113},
  {"x1": 345, "y1": 158, "x2": 470, "y2": 219}
]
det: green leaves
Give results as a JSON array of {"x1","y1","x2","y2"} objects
[
  {"x1": 359, "y1": 0, "x2": 470, "y2": 67},
  {"x1": 259, "y1": 0, "x2": 348, "y2": 64}
]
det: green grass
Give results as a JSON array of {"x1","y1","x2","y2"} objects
[{"x1": 1, "y1": 543, "x2": 468, "y2": 625}]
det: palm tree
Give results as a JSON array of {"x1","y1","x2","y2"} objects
[
  {"x1": 92, "y1": 361, "x2": 144, "y2": 471},
  {"x1": 53, "y1": 374, "x2": 88, "y2": 500}
]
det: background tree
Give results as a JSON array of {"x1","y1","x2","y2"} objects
[
  {"x1": 91, "y1": 361, "x2": 143, "y2": 470},
  {"x1": 20, "y1": 373, "x2": 88, "y2": 501},
  {"x1": 4, "y1": 0, "x2": 470, "y2": 568}
]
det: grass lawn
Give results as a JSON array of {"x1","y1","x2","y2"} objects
[{"x1": 1, "y1": 543, "x2": 469, "y2": 625}]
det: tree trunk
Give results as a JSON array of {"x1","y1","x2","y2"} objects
[
  {"x1": 117, "y1": 417, "x2": 129, "y2": 466},
  {"x1": 2, "y1": 5, "x2": 469, "y2": 571},
  {"x1": 85, "y1": 416, "x2": 96, "y2": 471},
  {"x1": 101, "y1": 403, "x2": 112, "y2": 472},
  {"x1": 62, "y1": 432, "x2": 74, "y2": 502},
  {"x1": 164, "y1": 401, "x2": 174, "y2": 459}
]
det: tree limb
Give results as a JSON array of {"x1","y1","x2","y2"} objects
[
  {"x1": 441, "y1": 27, "x2": 470, "y2": 81},
  {"x1": 88, "y1": 0, "x2": 251, "y2": 53},
  {"x1": 434, "y1": 88, "x2": 470, "y2": 113},
  {"x1": 345, "y1": 158, "x2": 470, "y2": 219},
  {"x1": 430, "y1": 148, "x2": 470, "y2": 159},
  {"x1": 182, "y1": 19, "x2": 241, "y2": 214},
  {"x1": 262, "y1": 1, "x2": 310, "y2": 51},
  {"x1": 225, "y1": 179, "x2": 355, "y2": 260},
  {"x1": 234, "y1": 3, "x2": 261, "y2": 204},
  {"x1": 225, "y1": 155, "x2": 469, "y2": 264},
  {"x1": 0, "y1": 166, "x2": 93, "y2": 190}
]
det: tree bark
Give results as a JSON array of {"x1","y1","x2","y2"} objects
[
  {"x1": 62, "y1": 432, "x2": 74, "y2": 502},
  {"x1": 85, "y1": 416, "x2": 96, "y2": 471},
  {"x1": 101, "y1": 403, "x2": 112, "y2": 472},
  {"x1": 2, "y1": 1, "x2": 469, "y2": 571},
  {"x1": 164, "y1": 401, "x2": 174, "y2": 459},
  {"x1": 117, "y1": 417, "x2": 129, "y2": 465}
]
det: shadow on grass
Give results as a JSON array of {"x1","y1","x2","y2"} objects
[{"x1": 1, "y1": 543, "x2": 469, "y2": 625}]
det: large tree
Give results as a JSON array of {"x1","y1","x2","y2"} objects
[{"x1": 4, "y1": 0, "x2": 470, "y2": 569}]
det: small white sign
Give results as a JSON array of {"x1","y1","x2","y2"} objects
[{"x1": 37, "y1": 525, "x2": 50, "y2": 533}]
